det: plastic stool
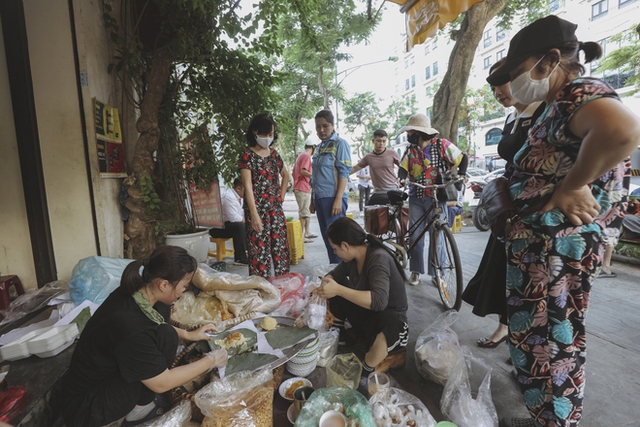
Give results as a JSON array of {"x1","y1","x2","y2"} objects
[
  {"x1": 346, "y1": 212, "x2": 354, "y2": 219},
  {"x1": 452, "y1": 215, "x2": 463, "y2": 234},
  {"x1": 0, "y1": 275, "x2": 25, "y2": 310},
  {"x1": 209, "y1": 237, "x2": 234, "y2": 262}
]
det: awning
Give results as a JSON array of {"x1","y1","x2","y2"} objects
[{"x1": 388, "y1": 0, "x2": 485, "y2": 49}]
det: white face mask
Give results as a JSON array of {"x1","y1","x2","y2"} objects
[
  {"x1": 510, "y1": 55, "x2": 559, "y2": 104},
  {"x1": 255, "y1": 136, "x2": 273, "y2": 148}
]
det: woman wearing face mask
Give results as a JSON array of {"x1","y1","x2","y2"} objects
[
  {"x1": 462, "y1": 58, "x2": 546, "y2": 350},
  {"x1": 486, "y1": 16, "x2": 640, "y2": 427},
  {"x1": 239, "y1": 113, "x2": 290, "y2": 278},
  {"x1": 397, "y1": 114, "x2": 468, "y2": 286},
  {"x1": 311, "y1": 109, "x2": 353, "y2": 264}
]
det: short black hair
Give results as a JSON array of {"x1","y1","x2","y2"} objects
[
  {"x1": 233, "y1": 177, "x2": 243, "y2": 188},
  {"x1": 246, "y1": 114, "x2": 278, "y2": 147},
  {"x1": 373, "y1": 129, "x2": 387, "y2": 138},
  {"x1": 315, "y1": 109, "x2": 334, "y2": 125}
]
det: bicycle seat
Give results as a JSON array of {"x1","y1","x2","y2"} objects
[{"x1": 388, "y1": 190, "x2": 408, "y2": 205}]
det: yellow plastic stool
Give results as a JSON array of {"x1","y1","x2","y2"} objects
[
  {"x1": 452, "y1": 215, "x2": 463, "y2": 234},
  {"x1": 346, "y1": 212, "x2": 354, "y2": 219},
  {"x1": 209, "y1": 237, "x2": 234, "y2": 261}
]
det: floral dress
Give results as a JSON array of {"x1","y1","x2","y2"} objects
[
  {"x1": 239, "y1": 147, "x2": 290, "y2": 278},
  {"x1": 506, "y1": 78, "x2": 628, "y2": 427}
]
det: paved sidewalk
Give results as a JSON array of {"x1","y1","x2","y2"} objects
[{"x1": 226, "y1": 192, "x2": 640, "y2": 426}]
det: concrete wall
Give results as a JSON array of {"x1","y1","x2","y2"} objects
[
  {"x1": 0, "y1": 21, "x2": 38, "y2": 287},
  {"x1": 0, "y1": 0, "x2": 131, "y2": 288}
]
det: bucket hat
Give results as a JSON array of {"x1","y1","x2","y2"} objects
[
  {"x1": 487, "y1": 15, "x2": 578, "y2": 86},
  {"x1": 398, "y1": 113, "x2": 438, "y2": 135},
  {"x1": 304, "y1": 139, "x2": 317, "y2": 147}
]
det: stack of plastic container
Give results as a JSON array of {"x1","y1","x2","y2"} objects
[{"x1": 0, "y1": 324, "x2": 79, "y2": 361}]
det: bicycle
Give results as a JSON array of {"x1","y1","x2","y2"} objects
[{"x1": 366, "y1": 179, "x2": 464, "y2": 310}]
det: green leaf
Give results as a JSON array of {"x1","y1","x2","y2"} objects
[
  {"x1": 552, "y1": 319, "x2": 574, "y2": 345},
  {"x1": 510, "y1": 310, "x2": 535, "y2": 334},
  {"x1": 523, "y1": 386, "x2": 546, "y2": 408}
]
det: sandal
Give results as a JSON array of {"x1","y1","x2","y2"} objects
[
  {"x1": 476, "y1": 335, "x2": 507, "y2": 348},
  {"x1": 598, "y1": 271, "x2": 617, "y2": 278},
  {"x1": 304, "y1": 239, "x2": 313, "y2": 244},
  {"x1": 305, "y1": 233, "x2": 318, "y2": 238}
]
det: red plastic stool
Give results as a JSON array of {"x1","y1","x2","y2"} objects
[{"x1": 0, "y1": 275, "x2": 25, "y2": 310}]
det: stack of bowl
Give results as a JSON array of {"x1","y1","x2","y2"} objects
[{"x1": 286, "y1": 336, "x2": 319, "y2": 377}]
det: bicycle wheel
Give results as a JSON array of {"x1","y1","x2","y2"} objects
[{"x1": 431, "y1": 220, "x2": 463, "y2": 310}]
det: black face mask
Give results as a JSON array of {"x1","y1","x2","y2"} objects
[{"x1": 407, "y1": 133, "x2": 420, "y2": 145}]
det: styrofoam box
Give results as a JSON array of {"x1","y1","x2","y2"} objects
[{"x1": 0, "y1": 324, "x2": 79, "y2": 362}]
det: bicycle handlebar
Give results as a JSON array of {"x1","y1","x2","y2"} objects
[{"x1": 405, "y1": 176, "x2": 465, "y2": 190}]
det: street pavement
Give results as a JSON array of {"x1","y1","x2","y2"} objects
[{"x1": 224, "y1": 192, "x2": 640, "y2": 427}]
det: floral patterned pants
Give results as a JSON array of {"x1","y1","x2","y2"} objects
[
  {"x1": 506, "y1": 230, "x2": 601, "y2": 427},
  {"x1": 246, "y1": 207, "x2": 290, "y2": 278}
]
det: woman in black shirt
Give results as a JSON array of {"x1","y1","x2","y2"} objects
[{"x1": 60, "y1": 246, "x2": 227, "y2": 427}]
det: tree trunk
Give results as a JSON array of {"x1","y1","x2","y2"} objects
[
  {"x1": 431, "y1": 0, "x2": 507, "y2": 143},
  {"x1": 124, "y1": 46, "x2": 172, "y2": 259}
]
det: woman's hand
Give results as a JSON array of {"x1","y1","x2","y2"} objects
[
  {"x1": 204, "y1": 348, "x2": 228, "y2": 372},
  {"x1": 317, "y1": 276, "x2": 341, "y2": 299},
  {"x1": 540, "y1": 184, "x2": 600, "y2": 226},
  {"x1": 331, "y1": 198, "x2": 343, "y2": 217},
  {"x1": 189, "y1": 323, "x2": 218, "y2": 342},
  {"x1": 250, "y1": 210, "x2": 263, "y2": 234}
]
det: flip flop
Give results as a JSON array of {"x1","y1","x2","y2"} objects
[
  {"x1": 304, "y1": 239, "x2": 313, "y2": 244},
  {"x1": 305, "y1": 234, "x2": 318, "y2": 238},
  {"x1": 598, "y1": 271, "x2": 617, "y2": 278},
  {"x1": 476, "y1": 335, "x2": 507, "y2": 348}
]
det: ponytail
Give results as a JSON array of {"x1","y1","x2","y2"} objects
[
  {"x1": 579, "y1": 41, "x2": 602, "y2": 63},
  {"x1": 365, "y1": 233, "x2": 407, "y2": 281},
  {"x1": 120, "y1": 246, "x2": 197, "y2": 295},
  {"x1": 557, "y1": 40, "x2": 602, "y2": 76}
]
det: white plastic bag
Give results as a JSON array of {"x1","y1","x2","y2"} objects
[
  {"x1": 440, "y1": 347, "x2": 498, "y2": 427},
  {"x1": 137, "y1": 400, "x2": 191, "y2": 426},
  {"x1": 370, "y1": 387, "x2": 437, "y2": 427},
  {"x1": 414, "y1": 310, "x2": 462, "y2": 385}
]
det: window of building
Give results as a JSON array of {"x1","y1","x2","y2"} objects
[
  {"x1": 432, "y1": 41, "x2": 437, "y2": 50},
  {"x1": 410, "y1": 56, "x2": 415, "y2": 66},
  {"x1": 433, "y1": 61, "x2": 439, "y2": 76},
  {"x1": 592, "y1": 0, "x2": 608, "y2": 18},
  {"x1": 405, "y1": 79, "x2": 410, "y2": 90},
  {"x1": 496, "y1": 50, "x2": 505, "y2": 61},
  {"x1": 426, "y1": 106, "x2": 433, "y2": 119},
  {"x1": 411, "y1": 75, "x2": 416, "y2": 88},
  {"x1": 496, "y1": 27, "x2": 505, "y2": 42},
  {"x1": 483, "y1": 57, "x2": 491, "y2": 70},
  {"x1": 424, "y1": 44, "x2": 430, "y2": 55},
  {"x1": 548, "y1": 0, "x2": 565, "y2": 12},
  {"x1": 404, "y1": 60, "x2": 409, "y2": 69},
  {"x1": 425, "y1": 66, "x2": 431, "y2": 79},
  {"x1": 619, "y1": 0, "x2": 637, "y2": 7},
  {"x1": 483, "y1": 30, "x2": 492, "y2": 48},
  {"x1": 486, "y1": 128, "x2": 502, "y2": 146}
]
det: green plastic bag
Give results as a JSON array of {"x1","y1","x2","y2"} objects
[
  {"x1": 326, "y1": 353, "x2": 362, "y2": 389},
  {"x1": 294, "y1": 386, "x2": 375, "y2": 427}
]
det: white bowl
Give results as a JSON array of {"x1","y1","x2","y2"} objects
[
  {"x1": 286, "y1": 359, "x2": 317, "y2": 377},
  {"x1": 278, "y1": 377, "x2": 313, "y2": 401}
]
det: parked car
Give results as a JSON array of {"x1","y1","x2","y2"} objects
[{"x1": 466, "y1": 167, "x2": 487, "y2": 178}]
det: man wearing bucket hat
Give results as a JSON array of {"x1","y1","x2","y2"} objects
[
  {"x1": 293, "y1": 139, "x2": 318, "y2": 242},
  {"x1": 484, "y1": 15, "x2": 640, "y2": 427},
  {"x1": 397, "y1": 114, "x2": 468, "y2": 286}
]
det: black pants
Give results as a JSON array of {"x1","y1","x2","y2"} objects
[
  {"x1": 209, "y1": 221, "x2": 248, "y2": 262},
  {"x1": 358, "y1": 185, "x2": 371, "y2": 211}
]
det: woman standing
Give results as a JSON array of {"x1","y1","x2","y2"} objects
[
  {"x1": 462, "y1": 59, "x2": 546, "y2": 349},
  {"x1": 60, "y1": 246, "x2": 227, "y2": 427},
  {"x1": 311, "y1": 110, "x2": 352, "y2": 264},
  {"x1": 398, "y1": 114, "x2": 468, "y2": 286},
  {"x1": 239, "y1": 114, "x2": 290, "y2": 278},
  {"x1": 486, "y1": 15, "x2": 639, "y2": 427},
  {"x1": 315, "y1": 217, "x2": 408, "y2": 378}
]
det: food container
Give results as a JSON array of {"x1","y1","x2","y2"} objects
[{"x1": 0, "y1": 324, "x2": 79, "y2": 361}]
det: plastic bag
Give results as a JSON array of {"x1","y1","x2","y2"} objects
[
  {"x1": 414, "y1": 310, "x2": 463, "y2": 385},
  {"x1": 68, "y1": 256, "x2": 134, "y2": 305},
  {"x1": 294, "y1": 386, "x2": 375, "y2": 427},
  {"x1": 370, "y1": 387, "x2": 436, "y2": 427},
  {"x1": 193, "y1": 264, "x2": 281, "y2": 314},
  {"x1": 326, "y1": 353, "x2": 362, "y2": 390},
  {"x1": 195, "y1": 367, "x2": 273, "y2": 425},
  {"x1": 305, "y1": 293, "x2": 327, "y2": 331},
  {"x1": 269, "y1": 273, "x2": 308, "y2": 318},
  {"x1": 317, "y1": 327, "x2": 340, "y2": 367},
  {"x1": 137, "y1": 400, "x2": 191, "y2": 426},
  {"x1": 440, "y1": 348, "x2": 498, "y2": 427},
  {"x1": 0, "y1": 281, "x2": 69, "y2": 326}
]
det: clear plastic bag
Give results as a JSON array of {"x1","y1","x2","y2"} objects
[
  {"x1": 137, "y1": 400, "x2": 191, "y2": 426},
  {"x1": 68, "y1": 256, "x2": 134, "y2": 304},
  {"x1": 0, "y1": 281, "x2": 69, "y2": 326},
  {"x1": 326, "y1": 353, "x2": 363, "y2": 390},
  {"x1": 294, "y1": 386, "x2": 376, "y2": 427},
  {"x1": 270, "y1": 274, "x2": 310, "y2": 318},
  {"x1": 317, "y1": 327, "x2": 340, "y2": 367},
  {"x1": 195, "y1": 367, "x2": 273, "y2": 425},
  {"x1": 370, "y1": 387, "x2": 437, "y2": 427},
  {"x1": 440, "y1": 348, "x2": 498, "y2": 427},
  {"x1": 414, "y1": 310, "x2": 462, "y2": 386},
  {"x1": 305, "y1": 293, "x2": 327, "y2": 331}
]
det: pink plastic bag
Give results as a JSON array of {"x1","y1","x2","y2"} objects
[{"x1": 269, "y1": 273, "x2": 306, "y2": 317}]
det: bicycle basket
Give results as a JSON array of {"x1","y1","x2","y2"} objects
[{"x1": 364, "y1": 205, "x2": 389, "y2": 235}]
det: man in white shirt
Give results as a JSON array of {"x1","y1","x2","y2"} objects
[
  {"x1": 356, "y1": 165, "x2": 371, "y2": 212},
  {"x1": 209, "y1": 178, "x2": 248, "y2": 265}
]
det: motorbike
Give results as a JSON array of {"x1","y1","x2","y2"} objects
[{"x1": 468, "y1": 180, "x2": 490, "y2": 232}]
